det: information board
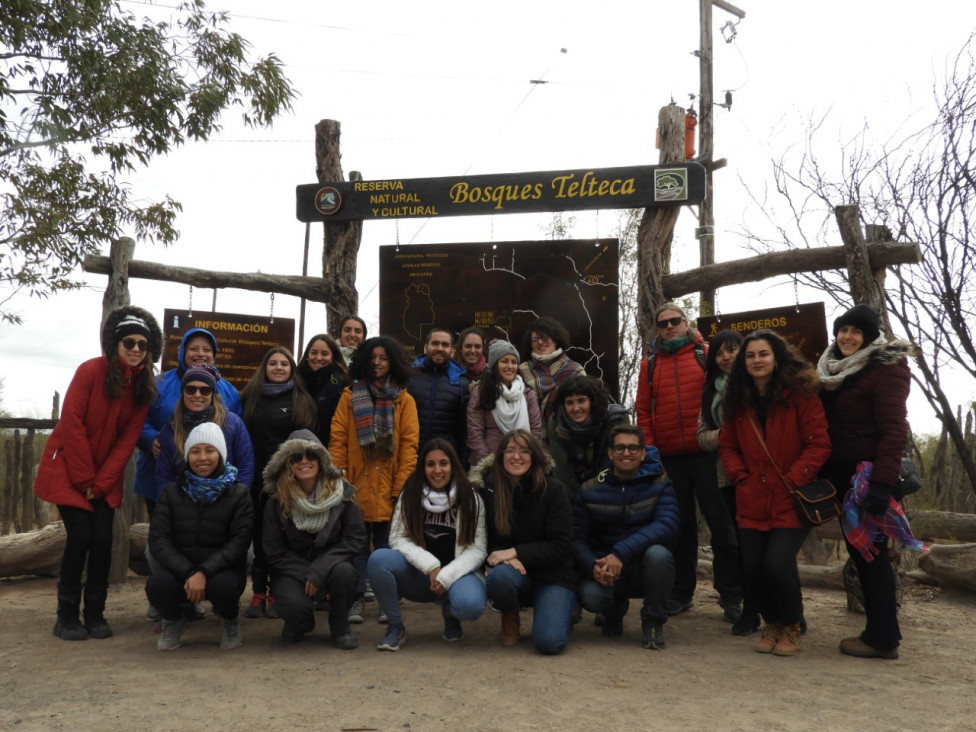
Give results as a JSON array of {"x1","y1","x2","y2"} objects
[{"x1": 697, "y1": 302, "x2": 828, "y2": 365}]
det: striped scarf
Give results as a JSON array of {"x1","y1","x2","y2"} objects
[
  {"x1": 351, "y1": 377, "x2": 399, "y2": 460},
  {"x1": 841, "y1": 461, "x2": 928, "y2": 561}
]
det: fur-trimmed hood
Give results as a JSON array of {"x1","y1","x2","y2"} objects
[
  {"x1": 101, "y1": 305, "x2": 163, "y2": 362},
  {"x1": 467, "y1": 451, "x2": 556, "y2": 490},
  {"x1": 262, "y1": 434, "x2": 346, "y2": 497}
]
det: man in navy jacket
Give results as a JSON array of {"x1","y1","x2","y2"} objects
[
  {"x1": 572, "y1": 424, "x2": 679, "y2": 649},
  {"x1": 406, "y1": 327, "x2": 469, "y2": 461}
]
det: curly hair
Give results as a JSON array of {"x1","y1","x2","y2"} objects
[
  {"x1": 521, "y1": 316, "x2": 572, "y2": 356},
  {"x1": 723, "y1": 329, "x2": 819, "y2": 420},
  {"x1": 551, "y1": 375, "x2": 610, "y2": 423},
  {"x1": 348, "y1": 336, "x2": 414, "y2": 386}
]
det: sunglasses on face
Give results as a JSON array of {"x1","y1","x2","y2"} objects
[
  {"x1": 183, "y1": 385, "x2": 213, "y2": 396},
  {"x1": 611, "y1": 444, "x2": 643, "y2": 455},
  {"x1": 289, "y1": 449, "x2": 318, "y2": 464},
  {"x1": 121, "y1": 337, "x2": 149, "y2": 352},
  {"x1": 656, "y1": 317, "x2": 683, "y2": 329}
]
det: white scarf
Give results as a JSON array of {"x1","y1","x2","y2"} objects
[
  {"x1": 816, "y1": 335, "x2": 891, "y2": 391},
  {"x1": 421, "y1": 481, "x2": 457, "y2": 513},
  {"x1": 291, "y1": 482, "x2": 344, "y2": 533},
  {"x1": 530, "y1": 347, "x2": 564, "y2": 362},
  {"x1": 491, "y1": 378, "x2": 530, "y2": 434}
]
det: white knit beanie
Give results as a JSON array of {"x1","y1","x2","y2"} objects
[{"x1": 184, "y1": 422, "x2": 227, "y2": 462}]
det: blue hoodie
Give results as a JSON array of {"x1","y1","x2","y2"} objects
[
  {"x1": 135, "y1": 328, "x2": 242, "y2": 501},
  {"x1": 571, "y1": 445, "x2": 679, "y2": 573}
]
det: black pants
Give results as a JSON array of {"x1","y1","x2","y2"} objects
[
  {"x1": 662, "y1": 452, "x2": 742, "y2": 605},
  {"x1": 738, "y1": 527, "x2": 808, "y2": 626},
  {"x1": 250, "y1": 490, "x2": 270, "y2": 594},
  {"x1": 271, "y1": 561, "x2": 357, "y2": 637},
  {"x1": 146, "y1": 567, "x2": 246, "y2": 620},
  {"x1": 845, "y1": 535, "x2": 901, "y2": 650},
  {"x1": 57, "y1": 501, "x2": 115, "y2": 594}
]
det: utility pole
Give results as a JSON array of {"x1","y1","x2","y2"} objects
[{"x1": 698, "y1": 0, "x2": 745, "y2": 316}]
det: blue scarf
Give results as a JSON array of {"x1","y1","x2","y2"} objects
[{"x1": 182, "y1": 464, "x2": 239, "y2": 505}]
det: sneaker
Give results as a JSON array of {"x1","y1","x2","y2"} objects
[
  {"x1": 364, "y1": 579, "x2": 375, "y2": 601},
  {"x1": 641, "y1": 621, "x2": 666, "y2": 650},
  {"x1": 601, "y1": 614, "x2": 624, "y2": 638},
  {"x1": 244, "y1": 593, "x2": 266, "y2": 619},
  {"x1": 377, "y1": 625, "x2": 405, "y2": 651},
  {"x1": 157, "y1": 617, "x2": 188, "y2": 651},
  {"x1": 442, "y1": 605, "x2": 463, "y2": 642},
  {"x1": 146, "y1": 605, "x2": 162, "y2": 622},
  {"x1": 839, "y1": 636, "x2": 898, "y2": 660},
  {"x1": 732, "y1": 611, "x2": 761, "y2": 636},
  {"x1": 377, "y1": 607, "x2": 389, "y2": 624},
  {"x1": 281, "y1": 623, "x2": 305, "y2": 644},
  {"x1": 264, "y1": 595, "x2": 278, "y2": 619},
  {"x1": 348, "y1": 598, "x2": 365, "y2": 624},
  {"x1": 666, "y1": 598, "x2": 693, "y2": 616},
  {"x1": 333, "y1": 630, "x2": 360, "y2": 650},
  {"x1": 219, "y1": 617, "x2": 242, "y2": 650}
]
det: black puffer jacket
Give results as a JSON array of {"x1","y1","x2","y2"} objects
[
  {"x1": 407, "y1": 356, "x2": 469, "y2": 458},
  {"x1": 149, "y1": 478, "x2": 253, "y2": 580}
]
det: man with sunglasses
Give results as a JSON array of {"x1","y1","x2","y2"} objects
[
  {"x1": 572, "y1": 424, "x2": 678, "y2": 649},
  {"x1": 634, "y1": 303, "x2": 742, "y2": 623}
]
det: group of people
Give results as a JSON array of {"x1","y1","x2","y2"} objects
[{"x1": 35, "y1": 302, "x2": 920, "y2": 661}]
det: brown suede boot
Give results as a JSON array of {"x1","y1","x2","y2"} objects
[
  {"x1": 500, "y1": 610, "x2": 521, "y2": 646},
  {"x1": 755, "y1": 623, "x2": 782, "y2": 654},
  {"x1": 773, "y1": 623, "x2": 801, "y2": 656}
]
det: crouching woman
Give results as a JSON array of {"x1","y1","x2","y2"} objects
[
  {"x1": 263, "y1": 430, "x2": 366, "y2": 649},
  {"x1": 147, "y1": 423, "x2": 253, "y2": 651}
]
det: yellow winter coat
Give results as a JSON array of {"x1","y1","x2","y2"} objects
[{"x1": 329, "y1": 386, "x2": 419, "y2": 523}]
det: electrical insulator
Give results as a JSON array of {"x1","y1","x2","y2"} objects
[
  {"x1": 684, "y1": 112, "x2": 697, "y2": 159},
  {"x1": 725, "y1": 91, "x2": 733, "y2": 110}
]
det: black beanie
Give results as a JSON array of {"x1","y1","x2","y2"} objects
[{"x1": 833, "y1": 304, "x2": 881, "y2": 344}]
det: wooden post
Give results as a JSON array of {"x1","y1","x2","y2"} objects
[
  {"x1": 315, "y1": 119, "x2": 363, "y2": 335},
  {"x1": 19, "y1": 427, "x2": 35, "y2": 530},
  {"x1": 11, "y1": 431, "x2": 22, "y2": 533},
  {"x1": 698, "y1": 0, "x2": 716, "y2": 316},
  {"x1": 2, "y1": 438, "x2": 12, "y2": 535}
]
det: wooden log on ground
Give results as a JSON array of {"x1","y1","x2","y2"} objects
[
  {"x1": 918, "y1": 543, "x2": 976, "y2": 592},
  {"x1": 0, "y1": 522, "x2": 66, "y2": 576},
  {"x1": 696, "y1": 556, "x2": 846, "y2": 591},
  {"x1": 815, "y1": 510, "x2": 976, "y2": 544},
  {"x1": 130, "y1": 523, "x2": 149, "y2": 559}
]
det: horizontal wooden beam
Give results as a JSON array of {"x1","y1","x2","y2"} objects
[
  {"x1": 662, "y1": 240, "x2": 922, "y2": 299},
  {"x1": 0, "y1": 418, "x2": 57, "y2": 430}
]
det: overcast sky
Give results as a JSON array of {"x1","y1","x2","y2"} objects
[{"x1": 2, "y1": 0, "x2": 973, "y2": 433}]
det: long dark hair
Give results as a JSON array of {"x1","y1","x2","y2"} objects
[
  {"x1": 240, "y1": 346, "x2": 318, "y2": 429},
  {"x1": 348, "y1": 336, "x2": 413, "y2": 386},
  {"x1": 723, "y1": 329, "x2": 819, "y2": 420},
  {"x1": 297, "y1": 333, "x2": 350, "y2": 382},
  {"x1": 104, "y1": 355, "x2": 157, "y2": 406},
  {"x1": 398, "y1": 439, "x2": 478, "y2": 547},
  {"x1": 700, "y1": 329, "x2": 743, "y2": 429},
  {"x1": 477, "y1": 350, "x2": 523, "y2": 412},
  {"x1": 490, "y1": 430, "x2": 549, "y2": 536}
]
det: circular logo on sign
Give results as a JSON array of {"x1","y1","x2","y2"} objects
[{"x1": 314, "y1": 186, "x2": 342, "y2": 215}]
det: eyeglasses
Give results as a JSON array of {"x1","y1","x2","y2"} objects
[
  {"x1": 121, "y1": 337, "x2": 149, "y2": 352},
  {"x1": 656, "y1": 317, "x2": 683, "y2": 329},
  {"x1": 503, "y1": 447, "x2": 532, "y2": 457},
  {"x1": 289, "y1": 449, "x2": 318, "y2": 464},
  {"x1": 530, "y1": 334, "x2": 552, "y2": 345},
  {"x1": 611, "y1": 444, "x2": 643, "y2": 455},
  {"x1": 183, "y1": 385, "x2": 213, "y2": 396}
]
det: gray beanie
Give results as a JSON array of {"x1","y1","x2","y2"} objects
[
  {"x1": 185, "y1": 422, "x2": 227, "y2": 463},
  {"x1": 487, "y1": 340, "x2": 519, "y2": 370}
]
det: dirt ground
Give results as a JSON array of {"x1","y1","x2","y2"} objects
[{"x1": 1, "y1": 575, "x2": 974, "y2": 732}]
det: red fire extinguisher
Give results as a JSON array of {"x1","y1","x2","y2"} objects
[{"x1": 684, "y1": 110, "x2": 697, "y2": 160}]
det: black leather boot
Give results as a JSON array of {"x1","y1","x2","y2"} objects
[
  {"x1": 54, "y1": 586, "x2": 89, "y2": 641},
  {"x1": 82, "y1": 583, "x2": 113, "y2": 639}
]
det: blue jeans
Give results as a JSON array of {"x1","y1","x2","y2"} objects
[
  {"x1": 354, "y1": 521, "x2": 390, "y2": 595},
  {"x1": 367, "y1": 548, "x2": 486, "y2": 628},
  {"x1": 578, "y1": 544, "x2": 675, "y2": 625},
  {"x1": 485, "y1": 563, "x2": 574, "y2": 655}
]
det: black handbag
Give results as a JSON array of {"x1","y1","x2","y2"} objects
[
  {"x1": 747, "y1": 415, "x2": 842, "y2": 527},
  {"x1": 894, "y1": 456, "x2": 922, "y2": 500}
]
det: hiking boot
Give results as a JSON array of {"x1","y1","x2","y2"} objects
[
  {"x1": 82, "y1": 584, "x2": 112, "y2": 639},
  {"x1": 280, "y1": 623, "x2": 305, "y2": 644},
  {"x1": 83, "y1": 611, "x2": 114, "y2": 639},
  {"x1": 333, "y1": 630, "x2": 360, "y2": 650},
  {"x1": 377, "y1": 624, "x2": 405, "y2": 651},
  {"x1": 772, "y1": 623, "x2": 801, "y2": 656},
  {"x1": 348, "y1": 597, "x2": 365, "y2": 624},
  {"x1": 641, "y1": 620, "x2": 666, "y2": 650},
  {"x1": 442, "y1": 604, "x2": 463, "y2": 642},
  {"x1": 500, "y1": 610, "x2": 521, "y2": 646},
  {"x1": 264, "y1": 595, "x2": 278, "y2": 619},
  {"x1": 755, "y1": 623, "x2": 782, "y2": 654},
  {"x1": 244, "y1": 593, "x2": 266, "y2": 619},
  {"x1": 666, "y1": 597, "x2": 693, "y2": 616},
  {"x1": 219, "y1": 617, "x2": 242, "y2": 649},
  {"x1": 839, "y1": 636, "x2": 898, "y2": 660},
  {"x1": 157, "y1": 617, "x2": 188, "y2": 651},
  {"x1": 732, "y1": 611, "x2": 761, "y2": 636},
  {"x1": 53, "y1": 591, "x2": 88, "y2": 642}
]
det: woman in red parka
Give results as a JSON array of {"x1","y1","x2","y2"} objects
[
  {"x1": 34, "y1": 306, "x2": 162, "y2": 641},
  {"x1": 718, "y1": 329, "x2": 830, "y2": 657}
]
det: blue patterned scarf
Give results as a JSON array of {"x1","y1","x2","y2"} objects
[{"x1": 182, "y1": 464, "x2": 239, "y2": 505}]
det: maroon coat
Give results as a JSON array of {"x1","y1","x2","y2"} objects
[
  {"x1": 718, "y1": 388, "x2": 832, "y2": 530},
  {"x1": 34, "y1": 357, "x2": 150, "y2": 511}
]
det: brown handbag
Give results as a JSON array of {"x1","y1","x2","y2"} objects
[{"x1": 746, "y1": 414, "x2": 840, "y2": 527}]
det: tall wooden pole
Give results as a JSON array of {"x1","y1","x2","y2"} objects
[{"x1": 698, "y1": 0, "x2": 716, "y2": 316}]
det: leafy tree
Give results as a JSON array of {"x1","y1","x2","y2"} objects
[
  {"x1": 0, "y1": 0, "x2": 295, "y2": 322},
  {"x1": 739, "y1": 34, "x2": 976, "y2": 494}
]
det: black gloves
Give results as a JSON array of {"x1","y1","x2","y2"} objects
[{"x1": 862, "y1": 481, "x2": 892, "y2": 516}]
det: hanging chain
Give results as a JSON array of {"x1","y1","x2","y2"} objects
[
  {"x1": 269, "y1": 292, "x2": 275, "y2": 324},
  {"x1": 793, "y1": 273, "x2": 801, "y2": 312},
  {"x1": 594, "y1": 209, "x2": 600, "y2": 245},
  {"x1": 395, "y1": 218, "x2": 400, "y2": 252},
  {"x1": 187, "y1": 285, "x2": 193, "y2": 317}
]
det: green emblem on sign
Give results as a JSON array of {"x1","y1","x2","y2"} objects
[{"x1": 653, "y1": 168, "x2": 688, "y2": 202}]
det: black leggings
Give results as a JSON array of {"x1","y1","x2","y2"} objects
[{"x1": 57, "y1": 500, "x2": 115, "y2": 593}]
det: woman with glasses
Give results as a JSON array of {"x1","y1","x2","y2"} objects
[
  {"x1": 35, "y1": 306, "x2": 161, "y2": 641},
  {"x1": 518, "y1": 316, "x2": 586, "y2": 422},
  {"x1": 330, "y1": 336, "x2": 419, "y2": 625},
  {"x1": 471, "y1": 430, "x2": 575, "y2": 655},
  {"x1": 467, "y1": 341, "x2": 543, "y2": 465},
  {"x1": 718, "y1": 330, "x2": 831, "y2": 657},
  {"x1": 240, "y1": 347, "x2": 318, "y2": 619},
  {"x1": 155, "y1": 365, "x2": 254, "y2": 497},
  {"x1": 262, "y1": 430, "x2": 365, "y2": 648}
]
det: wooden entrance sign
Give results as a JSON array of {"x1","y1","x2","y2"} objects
[{"x1": 697, "y1": 302, "x2": 828, "y2": 365}]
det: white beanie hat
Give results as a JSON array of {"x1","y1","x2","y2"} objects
[{"x1": 184, "y1": 422, "x2": 227, "y2": 463}]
